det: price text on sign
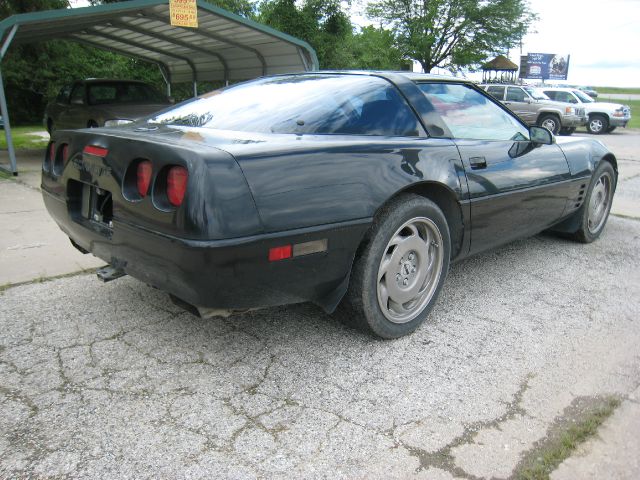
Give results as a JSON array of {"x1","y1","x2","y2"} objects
[{"x1": 170, "y1": 0, "x2": 198, "y2": 28}]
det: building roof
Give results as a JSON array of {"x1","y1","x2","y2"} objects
[{"x1": 0, "y1": 0, "x2": 318, "y2": 84}]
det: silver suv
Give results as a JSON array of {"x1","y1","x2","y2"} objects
[
  {"x1": 539, "y1": 87, "x2": 631, "y2": 134},
  {"x1": 481, "y1": 84, "x2": 587, "y2": 135}
]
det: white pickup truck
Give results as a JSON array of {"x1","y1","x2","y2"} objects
[{"x1": 539, "y1": 87, "x2": 631, "y2": 134}]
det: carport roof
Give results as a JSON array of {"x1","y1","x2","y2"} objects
[{"x1": 0, "y1": 0, "x2": 319, "y2": 84}]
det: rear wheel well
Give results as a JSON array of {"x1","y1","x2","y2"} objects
[{"x1": 375, "y1": 183, "x2": 465, "y2": 260}]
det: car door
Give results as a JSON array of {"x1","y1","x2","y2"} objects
[
  {"x1": 416, "y1": 82, "x2": 572, "y2": 255},
  {"x1": 504, "y1": 86, "x2": 536, "y2": 124}
]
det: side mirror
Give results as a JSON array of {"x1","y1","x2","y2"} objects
[
  {"x1": 529, "y1": 126, "x2": 554, "y2": 145},
  {"x1": 525, "y1": 97, "x2": 532, "y2": 104}
]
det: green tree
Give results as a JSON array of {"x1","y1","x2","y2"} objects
[
  {"x1": 348, "y1": 26, "x2": 406, "y2": 70},
  {"x1": 367, "y1": 0, "x2": 536, "y2": 72},
  {"x1": 259, "y1": 0, "x2": 354, "y2": 69}
]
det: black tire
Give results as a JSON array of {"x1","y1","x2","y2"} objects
[
  {"x1": 571, "y1": 161, "x2": 616, "y2": 243},
  {"x1": 606, "y1": 126, "x2": 617, "y2": 133},
  {"x1": 538, "y1": 114, "x2": 561, "y2": 135},
  {"x1": 339, "y1": 194, "x2": 451, "y2": 339},
  {"x1": 559, "y1": 127, "x2": 576, "y2": 136},
  {"x1": 587, "y1": 114, "x2": 609, "y2": 134},
  {"x1": 87, "y1": 120, "x2": 99, "y2": 128}
]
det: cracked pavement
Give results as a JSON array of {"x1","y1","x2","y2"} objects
[{"x1": 1, "y1": 213, "x2": 639, "y2": 479}]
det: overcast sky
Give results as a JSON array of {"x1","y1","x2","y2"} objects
[{"x1": 68, "y1": 0, "x2": 639, "y2": 87}]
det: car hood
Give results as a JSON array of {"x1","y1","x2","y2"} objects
[
  {"x1": 95, "y1": 103, "x2": 172, "y2": 121},
  {"x1": 583, "y1": 101, "x2": 628, "y2": 111}
]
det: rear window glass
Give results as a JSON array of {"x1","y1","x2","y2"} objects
[
  {"x1": 87, "y1": 82, "x2": 166, "y2": 105},
  {"x1": 148, "y1": 75, "x2": 420, "y2": 136}
]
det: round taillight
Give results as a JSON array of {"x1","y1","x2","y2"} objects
[
  {"x1": 136, "y1": 160, "x2": 152, "y2": 197},
  {"x1": 167, "y1": 166, "x2": 188, "y2": 207}
]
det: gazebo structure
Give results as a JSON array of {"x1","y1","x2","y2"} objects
[{"x1": 481, "y1": 55, "x2": 519, "y2": 84}]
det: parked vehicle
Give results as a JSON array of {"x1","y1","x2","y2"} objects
[
  {"x1": 44, "y1": 79, "x2": 172, "y2": 133},
  {"x1": 577, "y1": 86, "x2": 598, "y2": 99},
  {"x1": 43, "y1": 72, "x2": 617, "y2": 339},
  {"x1": 540, "y1": 87, "x2": 631, "y2": 134},
  {"x1": 482, "y1": 84, "x2": 587, "y2": 135}
]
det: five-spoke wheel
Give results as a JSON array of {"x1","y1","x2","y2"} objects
[
  {"x1": 376, "y1": 218, "x2": 444, "y2": 324},
  {"x1": 340, "y1": 194, "x2": 450, "y2": 338},
  {"x1": 572, "y1": 161, "x2": 616, "y2": 243}
]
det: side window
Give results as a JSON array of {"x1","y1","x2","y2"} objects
[
  {"x1": 486, "y1": 86, "x2": 505, "y2": 100},
  {"x1": 69, "y1": 85, "x2": 85, "y2": 105},
  {"x1": 417, "y1": 83, "x2": 530, "y2": 141},
  {"x1": 56, "y1": 85, "x2": 72, "y2": 103},
  {"x1": 558, "y1": 92, "x2": 577, "y2": 103},
  {"x1": 544, "y1": 91, "x2": 558, "y2": 101},
  {"x1": 506, "y1": 87, "x2": 528, "y2": 102}
]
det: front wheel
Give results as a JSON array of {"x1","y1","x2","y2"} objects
[
  {"x1": 339, "y1": 194, "x2": 450, "y2": 339},
  {"x1": 587, "y1": 114, "x2": 609, "y2": 134},
  {"x1": 571, "y1": 161, "x2": 616, "y2": 243},
  {"x1": 538, "y1": 114, "x2": 561, "y2": 135}
]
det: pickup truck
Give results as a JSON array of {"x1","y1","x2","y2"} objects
[
  {"x1": 539, "y1": 87, "x2": 631, "y2": 134},
  {"x1": 481, "y1": 84, "x2": 587, "y2": 135}
]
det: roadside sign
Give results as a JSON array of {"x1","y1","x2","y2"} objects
[{"x1": 170, "y1": 0, "x2": 198, "y2": 28}]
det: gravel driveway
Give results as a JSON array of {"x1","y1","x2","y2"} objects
[{"x1": 2, "y1": 213, "x2": 639, "y2": 478}]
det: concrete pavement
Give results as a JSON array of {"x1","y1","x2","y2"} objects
[{"x1": 1, "y1": 130, "x2": 639, "y2": 478}]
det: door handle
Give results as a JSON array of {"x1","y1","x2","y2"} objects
[{"x1": 469, "y1": 156, "x2": 487, "y2": 170}]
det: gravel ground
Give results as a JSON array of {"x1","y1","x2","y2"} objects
[{"x1": 1, "y1": 212, "x2": 639, "y2": 479}]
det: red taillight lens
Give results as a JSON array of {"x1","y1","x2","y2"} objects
[
  {"x1": 268, "y1": 245, "x2": 292, "y2": 262},
  {"x1": 167, "y1": 166, "x2": 188, "y2": 206},
  {"x1": 83, "y1": 145, "x2": 108, "y2": 157},
  {"x1": 48, "y1": 142, "x2": 55, "y2": 164},
  {"x1": 136, "y1": 161, "x2": 152, "y2": 197},
  {"x1": 62, "y1": 144, "x2": 69, "y2": 163}
]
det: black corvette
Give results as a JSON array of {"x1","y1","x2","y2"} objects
[{"x1": 42, "y1": 72, "x2": 617, "y2": 338}]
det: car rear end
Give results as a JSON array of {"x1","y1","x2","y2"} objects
[{"x1": 41, "y1": 127, "x2": 359, "y2": 314}]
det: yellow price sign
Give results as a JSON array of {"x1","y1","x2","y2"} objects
[{"x1": 170, "y1": 0, "x2": 198, "y2": 28}]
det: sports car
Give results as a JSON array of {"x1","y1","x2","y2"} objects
[{"x1": 41, "y1": 72, "x2": 618, "y2": 338}]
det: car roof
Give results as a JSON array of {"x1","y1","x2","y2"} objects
[
  {"x1": 538, "y1": 87, "x2": 578, "y2": 92},
  {"x1": 293, "y1": 70, "x2": 473, "y2": 84}
]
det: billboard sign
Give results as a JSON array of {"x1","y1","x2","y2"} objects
[{"x1": 520, "y1": 53, "x2": 570, "y2": 80}]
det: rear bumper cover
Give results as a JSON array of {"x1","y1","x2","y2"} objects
[{"x1": 43, "y1": 188, "x2": 369, "y2": 313}]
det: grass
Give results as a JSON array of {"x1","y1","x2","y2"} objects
[
  {"x1": 514, "y1": 396, "x2": 620, "y2": 480},
  {"x1": 595, "y1": 87, "x2": 640, "y2": 95},
  {"x1": 0, "y1": 125, "x2": 49, "y2": 149}
]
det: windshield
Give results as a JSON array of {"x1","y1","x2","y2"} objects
[
  {"x1": 572, "y1": 89, "x2": 595, "y2": 103},
  {"x1": 523, "y1": 87, "x2": 549, "y2": 100},
  {"x1": 87, "y1": 82, "x2": 167, "y2": 105},
  {"x1": 147, "y1": 74, "x2": 420, "y2": 136}
]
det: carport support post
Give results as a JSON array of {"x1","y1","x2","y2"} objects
[
  {"x1": 0, "y1": 25, "x2": 18, "y2": 176},
  {"x1": 0, "y1": 67, "x2": 17, "y2": 175}
]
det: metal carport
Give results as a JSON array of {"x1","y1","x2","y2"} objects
[{"x1": 0, "y1": 0, "x2": 318, "y2": 175}]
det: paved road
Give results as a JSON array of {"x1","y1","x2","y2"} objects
[{"x1": 1, "y1": 131, "x2": 640, "y2": 478}]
